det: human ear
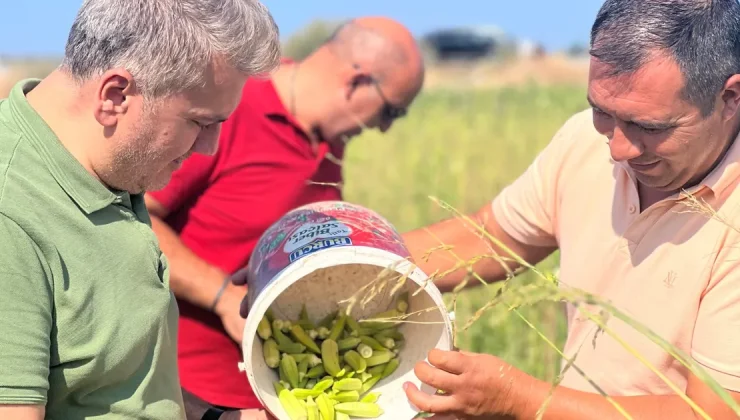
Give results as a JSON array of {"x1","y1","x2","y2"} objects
[
  {"x1": 344, "y1": 63, "x2": 373, "y2": 100},
  {"x1": 719, "y1": 74, "x2": 740, "y2": 122},
  {"x1": 93, "y1": 69, "x2": 136, "y2": 127}
]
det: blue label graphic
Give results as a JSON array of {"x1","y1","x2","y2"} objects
[{"x1": 289, "y1": 237, "x2": 353, "y2": 262}]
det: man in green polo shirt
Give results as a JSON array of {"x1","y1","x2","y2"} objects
[{"x1": 0, "y1": 0, "x2": 280, "y2": 419}]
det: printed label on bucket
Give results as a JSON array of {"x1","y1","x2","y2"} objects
[
  {"x1": 288, "y1": 236, "x2": 352, "y2": 262},
  {"x1": 283, "y1": 220, "x2": 353, "y2": 252},
  {"x1": 246, "y1": 201, "x2": 411, "y2": 308}
]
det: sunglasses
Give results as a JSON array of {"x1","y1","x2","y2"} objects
[{"x1": 369, "y1": 76, "x2": 407, "y2": 123}]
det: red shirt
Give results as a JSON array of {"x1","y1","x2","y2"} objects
[{"x1": 148, "y1": 76, "x2": 343, "y2": 408}]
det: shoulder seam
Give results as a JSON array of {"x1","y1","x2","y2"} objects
[{"x1": 0, "y1": 211, "x2": 52, "y2": 281}]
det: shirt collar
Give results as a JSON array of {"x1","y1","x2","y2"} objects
[
  {"x1": 697, "y1": 130, "x2": 740, "y2": 199},
  {"x1": 8, "y1": 79, "x2": 118, "y2": 214}
]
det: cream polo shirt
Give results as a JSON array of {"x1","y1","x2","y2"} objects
[{"x1": 493, "y1": 109, "x2": 740, "y2": 395}]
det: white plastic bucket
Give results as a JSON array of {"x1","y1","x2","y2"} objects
[{"x1": 240, "y1": 201, "x2": 454, "y2": 420}]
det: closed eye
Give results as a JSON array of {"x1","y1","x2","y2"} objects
[{"x1": 630, "y1": 121, "x2": 672, "y2": 134}]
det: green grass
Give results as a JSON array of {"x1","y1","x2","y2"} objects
[{"x1": 343, "y1": 83, "x2": 588, "y2": 382}]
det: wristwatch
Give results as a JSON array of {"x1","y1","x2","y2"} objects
[{"x1": 201, "y1": 407, "x2": 225, "y2": 420}]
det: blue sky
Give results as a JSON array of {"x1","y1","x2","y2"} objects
[{"x1": 0, "y1": 1, "x2": 602, "y2": 57}]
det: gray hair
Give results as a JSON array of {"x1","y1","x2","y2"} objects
[
  {"x1": 62, "y1": 0, "x2": 282, "y2": 97},
  {"x1": 590, "y1": 0, "x2": 740, "y2": 116}
]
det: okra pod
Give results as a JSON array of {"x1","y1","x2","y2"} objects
[
  {"x1": 396, "y1": 291, "x2": 409, "y2": 313},
  {"x1": 306, "y1": 364, "x2": 325, "y2": 379},
  {"x1": 343, "y1": 350, "x2": 367, "y2": 373},
  {"x1": 344, "y1": 315, "x2": 363, "y2": 337},
  {"x1": 359, "y1": 336, "x2": 386, "y2": 351},
  {"x1": 280, "y1": 354, "x2": 300, "y2": 389},
  {"x1": 277, "y1": 383, "x2": 307, "y2": 420},
  {"x1": 331, "y1": 390, "x2": 359, "y2": 403},
  {"x1": 287, "y1": 353, "x2": 320, "y2": 367},
  {"x1": 305, "y1": 396, "x2": 319, "y2": 420},
  {"x1": 328, "y1": 314, "x2": 346, "y2": 341},
  {"x1": 262, "y1": 338, "x2": 280, "y2": 368},
  {"x1": 298, "y1": 356, "x2": 310, "y2": 377},
  {"x1": 356, "y1": 343, "x2": 373, "y2": 358},
  {"x1": 312, "y1": 378, "x2": 334, "y2": 393},
  {"x1": 332, "y1": 378, "x2": 362, "y2": 392},
  {"x1": 361, "y1": 375, "x2": 381, "y2": 394},
  {"x1": 360, "y1": 392, "x2": 380, "y2": 403},
  {"x1": 316, "y1": 393, "x2": 334, "y2": 420},
  {"x1": 334, "y1": 401, "x2": 384, "y2": 418},
  {"x1": 291, "y1": 388, "x2": 323, "y2": 400},
  {"x1": 372, "y1": 328, "x2": 404, "y2": 342},
  {"x1": 290, "y1": 324, "x2": 321, "y2": 354},
  {"x1": 277, "y1": 341, "x2": 306, "y2": 354},
  {"x1": 365, "y1": 350, "x2": 394, "y2": 367},
  {"x1": 257, "y1": 315, "x2": 272, "y2": 340},
  {"x1": 367, "y1": 365, "x2": 385, "y2": 377},
  {"x1": 337, "y1": 336, "x2": 362, "y2": 351},
  {"x1": 272, "y1": 321, "x2": 296, "y2": 347},
  {"x1": 381, "y1": 358, "x2": 399, "y2": 379},
  {"x1": 362, "y1": 309, "x2": 403, "y2": 331},
  {"x1": 378, "y1": 337, "x2": 395, "y2": 349},
  {"x1": 281, "y1": 320, "x2": 293, "y2": 332},
  {"x1": 320, "y1": 339, "x2": 343, "y2": 377},
  {"x1": 264, "y1": 308, "x2": 275, "y2": 323}
]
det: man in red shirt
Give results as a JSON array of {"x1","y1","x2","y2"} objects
[{"x1": 145, "y1": 16, "x2": 424, "y2": 414}]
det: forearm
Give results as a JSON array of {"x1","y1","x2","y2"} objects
[
  {"x1": 150, "y1": 215, "x2": 230, "y2": 311},
  {"x1": 403, "y1": 219, "x2": 508, "y2": 293},
  {"x1": 403, "y1": 204, "x2": 554, "y2": 293},
  {"x1": 0, "y1": 405, "x2": 44, "y2": 420},
  {"x1": 520, "y1": 380, "x2": 700, "y2": 420}
]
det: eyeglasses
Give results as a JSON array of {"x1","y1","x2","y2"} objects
[{"x1": 369, "y1": 76, "x2": 407, "y2": 123}]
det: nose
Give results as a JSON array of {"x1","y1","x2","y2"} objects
[
  {"x1": 191, "y1": 126, "x2": 221, "y2": 156},
  {"x1": 608, "y1": 124, "x2": 643, "y2": 162}
]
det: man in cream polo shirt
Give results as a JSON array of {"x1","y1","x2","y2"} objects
[{"x1": 397, "y1": 0, "x2": 740, "y2": 419}]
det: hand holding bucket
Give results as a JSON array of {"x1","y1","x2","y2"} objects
[{"x1": 239, "y1": 201, "x2": 455, "y2": 420}]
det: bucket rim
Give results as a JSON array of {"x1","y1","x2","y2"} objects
[{"x1": 240, "y1": 245, "x2": 454, "y2": 416}]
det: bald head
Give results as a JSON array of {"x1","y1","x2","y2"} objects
[
  {"x1": 322, "y1": 17, "x2": 424, "y2": 101},
  {"x1": 282, "y1": 16, "x2": 425, "y2": 144}
]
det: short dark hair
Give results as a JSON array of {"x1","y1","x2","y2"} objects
[{"x1": 590, "y1": 0, "x2": 740, "y2": 115}]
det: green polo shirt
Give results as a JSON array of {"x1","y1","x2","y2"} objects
[{"x1": 0, "y1": 79, "x2": 184, "y2": 419}]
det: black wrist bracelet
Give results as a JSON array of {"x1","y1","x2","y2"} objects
[{"x1": 201, "y1": 407, "x2": 225, "y2": 420}]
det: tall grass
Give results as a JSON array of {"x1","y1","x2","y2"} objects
[{"x1": 343, "y1": 83, "x2": 586, "y2": 382}]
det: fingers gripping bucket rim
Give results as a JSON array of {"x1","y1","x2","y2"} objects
[{"x1": 240, "y1": 201, "x2": 454, "y2": 420}]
